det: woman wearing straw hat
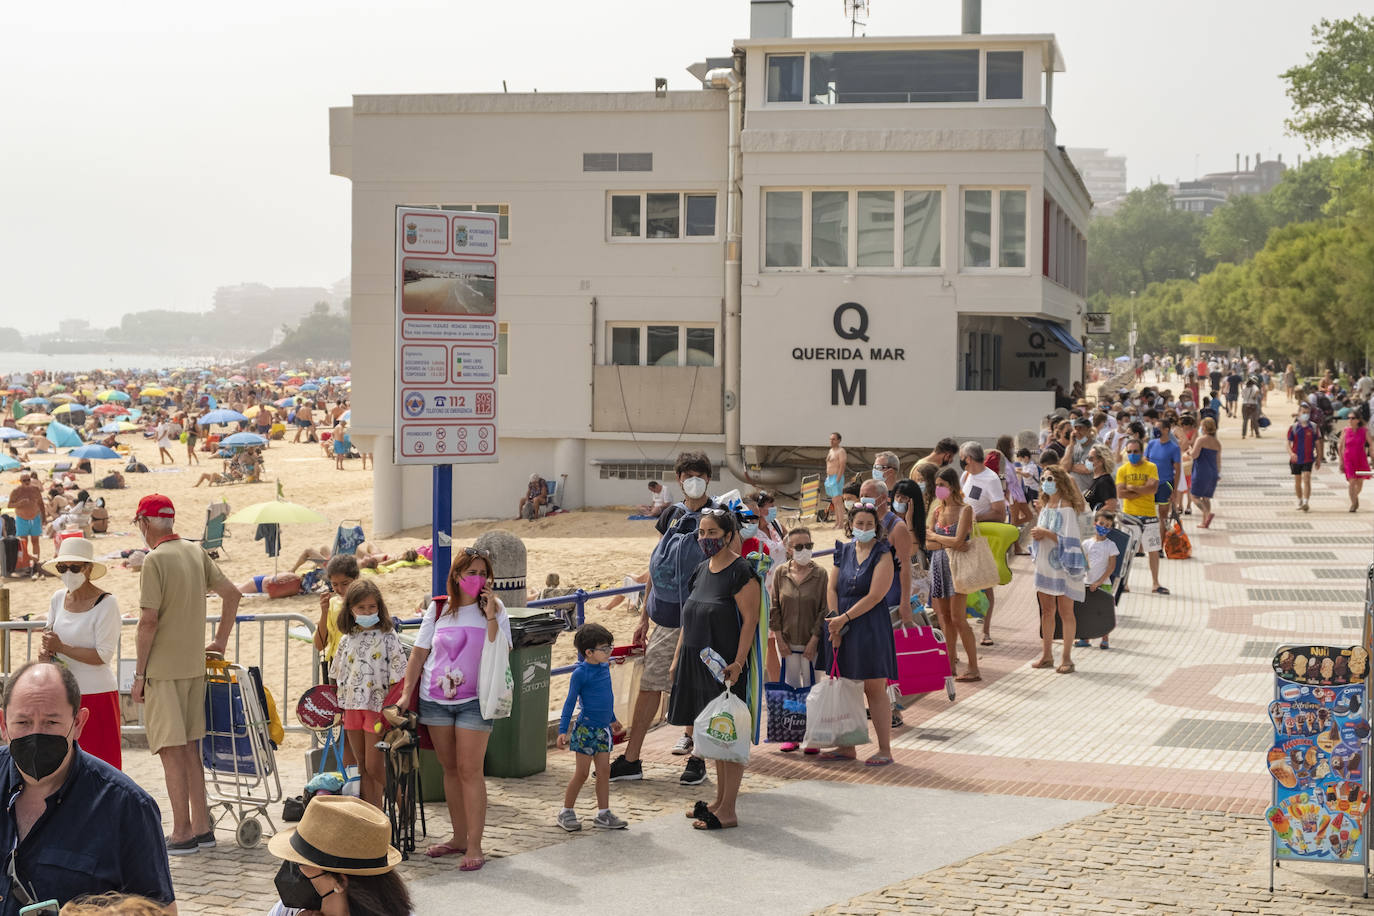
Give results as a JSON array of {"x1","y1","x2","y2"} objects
[
  {"x1": 267, "y1": 795, "x2": 413, "y2": 916},
  {"x1": 38, "y1": 536, "x2": 123, "y2": 769}
]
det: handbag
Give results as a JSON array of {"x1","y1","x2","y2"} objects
[
  {"x1": 1163, "y1": 510, "x2": 1192, "y2": 560},
  {"x1": 893, "y1": 624, "x2": 954, "y2": 698},
  {"x1": 949, "y1": 530, "x2": 1000, "y2": 594},
  {"x1": 764, "y1": 681, "x2": 809, "y2": 743}
]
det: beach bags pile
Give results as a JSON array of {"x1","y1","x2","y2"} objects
[
  {"x1": 694, "y1": 688, "x2": 752, "y2": 765},
  {"x1": 803, "y1": 661, "x2": 869, "y2": 748}
]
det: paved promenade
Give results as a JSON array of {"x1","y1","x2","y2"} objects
[{"x1": 119, "y1": 408, "x2": 1373, "y2": 913}]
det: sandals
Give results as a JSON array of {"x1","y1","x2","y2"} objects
[
  {"x1": 693, "y1": 810, "x2": 737, "y2": 830},
  {"x1": 778, "y1": 742, "x2": 800, "y2": 752},
  {"x1": 803, "y1": 747, "x2": 820, "y2": 756},
  {"x1": 425, "y1": 842, "x2": 466, "y2": 859},
  {"x1": 459, "y1": 855, "x2": 485, "y2": 872},
  {"x1": 864, "y1": 755, "x2": 894, "y2": 767},
  {"x1": 1056, "y1": 664, "x2": 1076, "y2": 674},
  {"x1": 980, "y1": 637, "x2": 995, "y2": 647},
  {"x1": 1030, "y1": 659, "x2": 1055, "y2": 669},
  {"x1": 818, "y1": 751, "x2": 857, "y2": 761},
  {"x1": 1152, "y1": 586, "x2": 1171, "y2": 595},
  {"x1": 686, "y1": 800, "x2": 711, "y2": 820},
  {"x1": 955, "y1": 673, "x2": 982, "y2": 682}
]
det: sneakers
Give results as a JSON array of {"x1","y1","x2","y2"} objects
[
  {"x1": 608, "y1": 754, "x2": 643, "y2": 782},
  {"x1": 556, "y1": 809, "x2": 582, "y2": 832},
  {"x1": 679, "y1": 755, "x2": 707, "y2": 786},
  {"x1": 670, "y1": 734, "x2": 694, "y2": 756},
  {"x1": 592, "y1": 810, "x2": 629, "y2": 830},
  {"x1": 166, "y1": 835, "x2": 200, "y2": 856},
  {"x1": 195, "y1": 830, "x2": 217, "y2": 849},
  {"x1": 1299, "y1": 500, "x2": 1310, "y2": 512}
]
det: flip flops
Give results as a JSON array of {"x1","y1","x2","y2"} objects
[
  {"x1": 864, "y1": 755, "x2": 894, "y2": 767},
  {"x1": 425, "y1": 842, "x2": 465, "y2": 859},
  {"x1": 818, "y1": 751, "x2": 857, "y2": 761},
  {"x1": 459, "y1": 855, "x2": 485, "y2": 872},
  {"x1": 1030, "y1": 658, "x2": 1055, "y2": 669},
  {"x1": 955, "y1": 673, "x2": 982, "y2": 682},
  {"x1": 778, "y1": 742, "x2": 800, "y2": 752},
  {"x1": 693, "y1": 810, "x2": 737, "y2": 830}
]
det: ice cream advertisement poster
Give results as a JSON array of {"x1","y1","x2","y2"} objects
[{"x1": 1266, "y1": 646, "x2": 1370, "y2": 864}]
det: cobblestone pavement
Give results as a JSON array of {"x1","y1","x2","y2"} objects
[{"x1": 124, "y1": 408, "x2": 1374, "y2": 912}]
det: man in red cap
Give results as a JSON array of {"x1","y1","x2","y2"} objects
[{"x1": 130, "y1": 494, "x2": 241, "y2": 856}]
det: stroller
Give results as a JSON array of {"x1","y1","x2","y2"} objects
[{"x1": 201, "y1": 656, "x2": 282, "y2": 847}]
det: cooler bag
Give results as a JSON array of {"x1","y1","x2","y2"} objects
[{"x1": 893, "y1": 624, "x2": 954, "y2": 698}]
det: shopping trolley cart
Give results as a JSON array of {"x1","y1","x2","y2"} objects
[{"x1": 202, "y1": 655, "x2": 282, "y2": 847}]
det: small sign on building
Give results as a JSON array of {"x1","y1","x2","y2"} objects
[{"x1": 1084, "y1": 312, "x2": 1111, "y2": 335}]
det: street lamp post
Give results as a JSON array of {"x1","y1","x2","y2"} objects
[{"x1": 1128, "y1": 290, "x2": 1138, "y2": 366}]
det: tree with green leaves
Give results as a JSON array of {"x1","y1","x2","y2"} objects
[{"x1": 1282, "y1": 15, "x2": 1374, "y2": 154}]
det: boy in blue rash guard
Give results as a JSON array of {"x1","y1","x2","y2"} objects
[{"x1": 556, "y1": 622, "x2": 628, "y2": 831}]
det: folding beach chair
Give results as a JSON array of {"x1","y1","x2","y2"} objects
[
  {"x1": 536, "y1": 475, "x2": 567, "y2": 518},
  {"x1": 193, "y1": 501, "x2": 232, "y2": 558},
  {"x1": 331, "y1": 519, "x2": 365, "y2": 556}
]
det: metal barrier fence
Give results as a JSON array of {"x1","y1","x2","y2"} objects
[{"x1": 0, "y1": 612, "x2": 319, "y2": 738}]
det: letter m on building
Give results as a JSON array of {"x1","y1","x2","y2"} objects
[
  {"x1": 831, "y1": 368, "x2": 867, "y2": 406},
  {"x1": 1028, "y1": 361, "x2": 1046, "y2": 379}
]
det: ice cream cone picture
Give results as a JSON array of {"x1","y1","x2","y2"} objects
[{"x1": 1268, "y1": 746, "x2": 1297, "y2": 789}]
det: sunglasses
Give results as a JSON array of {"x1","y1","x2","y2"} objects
[
  {"x1": 791, "y1": 542, "x2": 814, "y2": 550},
  {"x1": 701, "y1": 507, "x2": 730, "y2": 517},
  {"x1": 7, "y1": 849, "x2": 36, "y2": 908},
  {"x1": 462, "y1": 547, "x2": 492, "y2": 559},
  {"x1": 54, "y1": 563, "x2": 87, "y2": 574}
]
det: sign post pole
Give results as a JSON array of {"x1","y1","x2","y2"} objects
[{"x1": 432, "y1": 465, "x2": 452, "y2": 600}]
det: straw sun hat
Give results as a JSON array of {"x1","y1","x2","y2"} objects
[
  {"x1": 267, "y1": 795, "x2": 402, "y2": 876},
  {"x1": 41, "y1": 537, "x2": 107, "y2": 579}
]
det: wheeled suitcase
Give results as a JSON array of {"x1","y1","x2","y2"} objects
[{"x1": 0, "y1": 536, "x2": 18, "y2": 577}]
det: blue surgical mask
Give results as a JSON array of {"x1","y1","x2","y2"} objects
[
  {"x1": 1127, "y1": 453, "x2": 1143, "y2": 465},
  {"x1": 354, "y1": 613, "x2": 381, "y2": 629},
  {"x1": 1094, "y1": 524, "x2": 1111, "y2": 537},
  {"x1": 893, "y1": 500, "x2": 908, "y2": 514},
  {"x1": 871, "y1": 467, "x2": 885, "y2": 480},
  {"x1": 916, "y1": 481, "x2": 927, "y2": 493},
  {"x1": 1041, "y1": 479, "x2": 1057, "y2": 495},
  {"x1": 853, "y1": 528, "x2": 876, "y2": 543},
  {"x1": 765, "y1": 507, "x2": 777, "y2": 523},
  {"x1": 740, "y1": 522, "x2": 759, "y2": 539}
]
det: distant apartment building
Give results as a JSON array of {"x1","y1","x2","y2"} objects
[
  {"x1": 1171, "y1": 152, "x2": 1286, "y2": 215},
  {"x1": 1065, "y1": 147, "x2": 1126, "y2": 209}
]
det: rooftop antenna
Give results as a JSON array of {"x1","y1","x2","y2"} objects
[{"x1": 845, "y1": 0, "x2": 870, "y2": 37}]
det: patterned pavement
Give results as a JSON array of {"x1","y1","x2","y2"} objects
[{"x1": 117, "y1": 404, "x2": 1374, "y2": 912}]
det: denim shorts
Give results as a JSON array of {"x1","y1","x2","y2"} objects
[{"x1": 418, "y1": 697, "x2": 493, "y2": 733}]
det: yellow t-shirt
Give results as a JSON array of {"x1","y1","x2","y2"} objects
[
  {"x1": 1115, "y1": 459, "x2": 1159, "y2": 518},
  {"x1": 323, "y1": 596, "x2": 345, "y2": 662}
]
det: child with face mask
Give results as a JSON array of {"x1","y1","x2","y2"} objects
[
  {"x1": 1074, "y1": 510, "x2": 1121, "y2": 651},
  {"x1": 330, "y1": 579, "x2": 406, "y2": 809}
]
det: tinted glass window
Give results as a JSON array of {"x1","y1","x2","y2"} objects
[
  {"x1": 646, "y1": 193, "x2": 680, "y2": 238},
  {"x1": 685, "y1": 328, "x2": 715, "y2": 365},
  {"x1": 903, "y1": 190, "x2": 941, "y2": 268},
  {"x1": 764, "y1": 191, "x2": 803, "y2": 267},
  {"x1": 611, "y1": 327, "x2": 640, "y2": 365},
  {"x1": 985, "y1": 51, "x2": 1023, "y2": 100},
  {"x1": 809, "y1": 49, "x2": 978, "y2": 104},
  {"x1": 611, "y1": 195, "x2": 640, "y2": 237},
  {"x1": 766, "y1": 55, "x2": 804, "y2": 102},
  {"x1": 810, "y1": 191, "x2": 849, "y2": 267},
  {"x1": 999, "y1": 190, "x2": 1027, "y2": 268},
  {"x1": 856, "y1": 191, "x2": 894, "y2": 267},
  {"x1": 963, "y1": 190, "x2": 991, "y2": 268},
  {"x1": 647, "y1": 325, "x2": 678, "y2": 366},
  {"x1": 685, "y1": 194, "x2": 717, "y2": 236}
]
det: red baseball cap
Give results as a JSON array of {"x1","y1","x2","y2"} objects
[{"x1": 133, "y1": 494, "x2": 176, "y2": 522}]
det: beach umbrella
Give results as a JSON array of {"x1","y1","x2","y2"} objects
[
  {"x1": 300, "y1": 383, "x2": 320, "y2": 392},
  {"x1": 16, "y1": 413, "x2": 53, "y2": 426},
  {"x1": 97, "y1": 390, "x2": 130, "y2": 402},
  {"x1": 140, "y1": 386, "x2": 168, "y2": 398},
  {"x1": 93, "y1": 404, "x2": 128, "y2": 415},
  {"x1": 229, "y1": 375, "x2": 247, "y2": 383},
  {"x1": 50, "y1": 393, "x2": 77, "y2": 403},
  {"x1": 19, "y1": 397, "x2": 49, "y2": 408},
  {"x1": 341, "y1": 410, "x2": 350, "y2": 422},
  {"x1": 69, "y1": 444, "x2": 120, "y2": 459},
  {"x1": 198, "y1": 408, "x2": 248, "y2": 426},
  {"x1": 275, "y1": 397, "x2": 296, "y2": 408},
  {"x1": 224, "y1": 499, "x2": 328, "y2": 574},
  {"x1": 0, "y1": 455, "x2": 20, "y2": 471},
  {"x1": 46, "y1": 422, "x2": 81, "y2": 448},
  {"x1": 0, "y1": 428, "x2": 27, "y2": 442},
  {"x1": 221, "y1": 432, "x2": 267, "y2": 448},
  {"x1": 109, "y1": 379, "x2": 126, "y2": 387},
  {"x1": 51, "y1": 403, "x2": 86, "y2": 416}
]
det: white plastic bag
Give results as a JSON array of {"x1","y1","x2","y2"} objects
[
  {"x1": 693, "y1": 688, "x2": 752, "y2": 765},
  {"x1": 803, "y1": 666, "x2": 870, "y2": 748},
  {"x1": 478, "y1": 634, "x2": 514, "y2": 720}
]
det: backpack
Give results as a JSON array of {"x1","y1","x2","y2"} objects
[
  {"x1": 648, "y1": 502, "x2": 709, "y2": 606},
  {"x1": 1316, "y1": 394, "x2": 1333, "y2": 415}
]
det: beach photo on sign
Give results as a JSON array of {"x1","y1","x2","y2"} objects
[{"x1": 401, "y1": 258, "x2": 495, "y2": 316}]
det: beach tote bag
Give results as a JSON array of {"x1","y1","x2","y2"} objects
[
  {"x1": 803, "y1": 660, "x2": 869, "y2": 749},
  {"x1": 694, "y1": 688, "x2": 751, "y2": 765},
  {"x1": 893, "y1": 624, "x2": 953, "y2": 698},
  {"x1": 949, "y1": 531, "x2": 1000, "y2": 594},
  {"x1": 478, "y1": 633, "x2": 514, "y2": 720}
]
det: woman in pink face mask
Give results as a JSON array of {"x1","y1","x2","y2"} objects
[{"x1": 399, "y1": 547, "x2": 511, "y2": 871}]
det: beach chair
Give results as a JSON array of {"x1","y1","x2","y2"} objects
[
  {"x1": 331, "y1": 519, "x2": 366, "y2": 556},
  {"x1": 192, "y1": 501, "x2": 232, "y2": 558},
  {"x1": 536, "y1": 475, "x2": 566, "y2": 518}
]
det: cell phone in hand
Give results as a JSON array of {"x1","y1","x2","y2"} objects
[
  {"x1": 827, "y1": 611, "x2": 851, "y2": 637},
  {"x1": 21, "y1": 902, "x2": 60, "y2": 916}
]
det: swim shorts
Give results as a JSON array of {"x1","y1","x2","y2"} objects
[
  {"x1": 824, "y1": 474, "x2": 842, "y2": 498},
  {"x1": 14, "y1": 516, "x2": 41, "y2": 538}
]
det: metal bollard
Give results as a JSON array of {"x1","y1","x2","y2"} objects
[{"x1": 474, "y1": 530, "x2": 527, "y2": 610}]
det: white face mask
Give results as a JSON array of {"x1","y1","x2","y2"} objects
[
  {"x1": 681, "y1": 477, "x2": 707, "y2": 499},
  {"x1": 60, "y1": 570, "x2": 86, "y2": 592},
  {"x1": 791, "y1": 548, "x2": 813, "y2": 565}
]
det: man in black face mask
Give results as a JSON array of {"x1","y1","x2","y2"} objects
[{"x1": 0, "y1": 660, "x2": 176, "y2": 914}]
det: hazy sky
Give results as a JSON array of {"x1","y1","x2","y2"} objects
[{"x1": 2, "y1": 0, "x2": 1362, "y2": 327}]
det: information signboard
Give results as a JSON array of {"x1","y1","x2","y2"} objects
[{"x1": 393, "y1": 208, "x2": 499, "y2": 465}]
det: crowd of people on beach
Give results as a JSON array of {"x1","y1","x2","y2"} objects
[{"x1": 5, "y1": 351, "x2": 1374, "y2": 913}]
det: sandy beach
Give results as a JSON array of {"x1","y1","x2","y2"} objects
[{"x1": 2, "y1": 434, "x2": 664, "y2": 721}]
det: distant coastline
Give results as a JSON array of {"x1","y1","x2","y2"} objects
[{"x1": 0, "y1": 350, "x2": 239, "y2": 375}]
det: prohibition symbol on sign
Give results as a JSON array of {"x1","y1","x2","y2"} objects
[
  {"x1": 457, "y1": 427, "x2": 468, "y2": 439},
  {"x1": 458, "y1": 441, "x2": 468, "y2": 452}
]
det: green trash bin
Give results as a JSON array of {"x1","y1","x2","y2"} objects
[{"x1": 484, "y1": 611, "x2": 565, "y2": 778}]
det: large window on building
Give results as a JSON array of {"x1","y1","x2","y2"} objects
[
  {"x1": 607, "y1": 324, "x2": 718, "y2": 367},
  {"x1": 608, "y1": 193, "x2": 717, "y2": 240},
  {"x1": 984, "y1": 51, "x2": 1024, "y2": 100},
  {"x1": 962, "y1": 188, "x2": 1026, "y2": 269},
  {"x1": 809, "y1": 49, "x2": 979, "y2": 104},
  {"x1": 764, "y1": 188, "x2": 943, "y2": 271},
  {"x1": 766, "y1": 54, "x2": 804, "y2": 102}
]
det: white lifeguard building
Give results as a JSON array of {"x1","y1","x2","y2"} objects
[{"x1": 330, "y1": 0, "x2": 1091, "y2": 533}]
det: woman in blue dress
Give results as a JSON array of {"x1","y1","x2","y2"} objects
[
  {"x1": 821, "y1": 501, "x2": 898, "y2": 766},
  {"x1": 1188, "y1": 415, "x2": 1221, "y2": 528}
]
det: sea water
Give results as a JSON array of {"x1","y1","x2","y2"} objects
[{"x1": 0, "y1": 351, "x2": 223, "y2": 376}]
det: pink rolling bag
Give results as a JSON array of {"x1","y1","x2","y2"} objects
[{"x1": 893, "y1": 624, "x2": 956, "y2": 701}]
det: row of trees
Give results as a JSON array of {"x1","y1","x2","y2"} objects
[{"x1": 1084, "y1": 15, "x2": 1374, "y2": 375}]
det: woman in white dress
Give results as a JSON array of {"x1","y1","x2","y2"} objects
[{"x1": 1029, "y1": 465, "x2": 1087, "y2": 675}]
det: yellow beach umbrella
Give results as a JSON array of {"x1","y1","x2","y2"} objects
[
  {"x1": 140, "y1": 386, "x2": 168, "y2": 398},
  {"x1": 16, "y1": 413, "x2": 53, "y2": 426}
]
